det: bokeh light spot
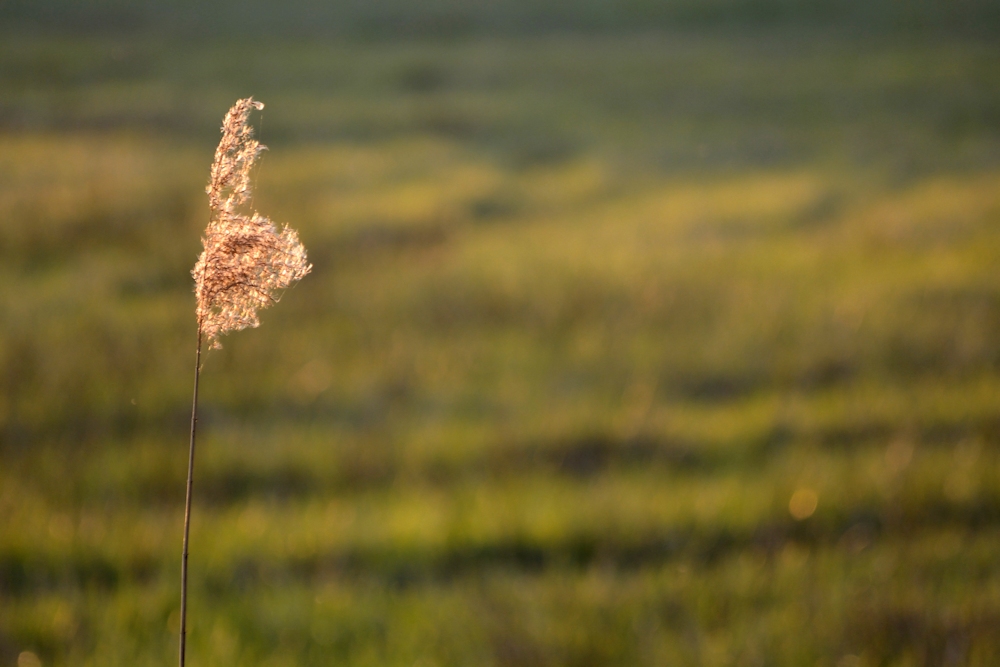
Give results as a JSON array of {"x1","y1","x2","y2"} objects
[{"x1": 789, "y1": 488, "x2": 818, "y2": 520}]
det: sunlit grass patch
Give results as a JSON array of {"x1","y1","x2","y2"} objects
[{"x1": 3, "y1": 28, "x2": 1000, "y2": 667}]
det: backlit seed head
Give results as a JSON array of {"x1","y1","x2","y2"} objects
[{"x1": 193, "y1": 98, "x2": 311, "y2": 348}]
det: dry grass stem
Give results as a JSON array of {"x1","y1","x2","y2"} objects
[{"x1": 181, "y1": 97, "x2": 310, "y2": 667}]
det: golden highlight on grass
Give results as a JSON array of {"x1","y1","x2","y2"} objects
[
  {"x1": 181, "y1": 98, "x2": 310, "y2": 667},
  {"x1": 195, "y1": 97, "x2": 312, "y2": 348}
]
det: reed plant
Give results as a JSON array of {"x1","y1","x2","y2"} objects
[{"x1": 180, "y1": 97, "x2": 311, "y2": 667}]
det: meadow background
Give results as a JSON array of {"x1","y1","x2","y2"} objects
[{"x1": 3, "y1": 1, "x2": 1000, "y2": 665}]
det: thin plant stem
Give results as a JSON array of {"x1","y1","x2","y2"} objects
[
  {"x1": 179, "y1": 97, "x2": 309, "y2": 667},
  {"x1": 179, "y1": 330, "x2": 202, "y2": 667}
]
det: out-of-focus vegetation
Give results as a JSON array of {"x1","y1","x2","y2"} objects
[
  {"x1": 3, "y1": 0, "x2": 1000, "y2": 37},
  {"x1": 3, "y1": 3, "x2": 1000, "y2": 665}
]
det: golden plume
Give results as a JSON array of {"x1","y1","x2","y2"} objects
[{"x1": 193, "y1": 97, "x2": 311, "y2": 348}]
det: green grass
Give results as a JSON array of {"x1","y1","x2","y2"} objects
[
  {"x1": 5, "y1": 0, "x2": 1000, "y2": 37},
  {"x1": 3, "y1": 27, "x2": 1000, "y2": 667}
]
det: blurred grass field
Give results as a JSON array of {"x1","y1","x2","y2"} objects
[{"x1": 3, "y1": 14, "x2": 1000, "y2": 667}]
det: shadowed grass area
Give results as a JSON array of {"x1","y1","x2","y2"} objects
[{"x1": 2, "y1": 26, "x2": 1000, "y2": 667}]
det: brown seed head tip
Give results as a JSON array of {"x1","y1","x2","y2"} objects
[{"x1": 193, "y1": 98, "x2": 311, "y2": 349}]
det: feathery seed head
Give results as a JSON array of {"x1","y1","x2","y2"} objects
[{"x1": 194, "y1": 98, "x2": 311, "y2": 348}]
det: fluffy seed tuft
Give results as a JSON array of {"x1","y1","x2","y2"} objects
[{"x1": 193, "y1": 97, "x2": 311, "y2": 348}]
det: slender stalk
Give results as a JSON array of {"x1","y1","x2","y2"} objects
[
  {"x1": 179, "y1": 97, "x2": 308, "y2": 667},
  {"x1": 179, "y1": 330, "x2": 202, "y2": 667}
]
